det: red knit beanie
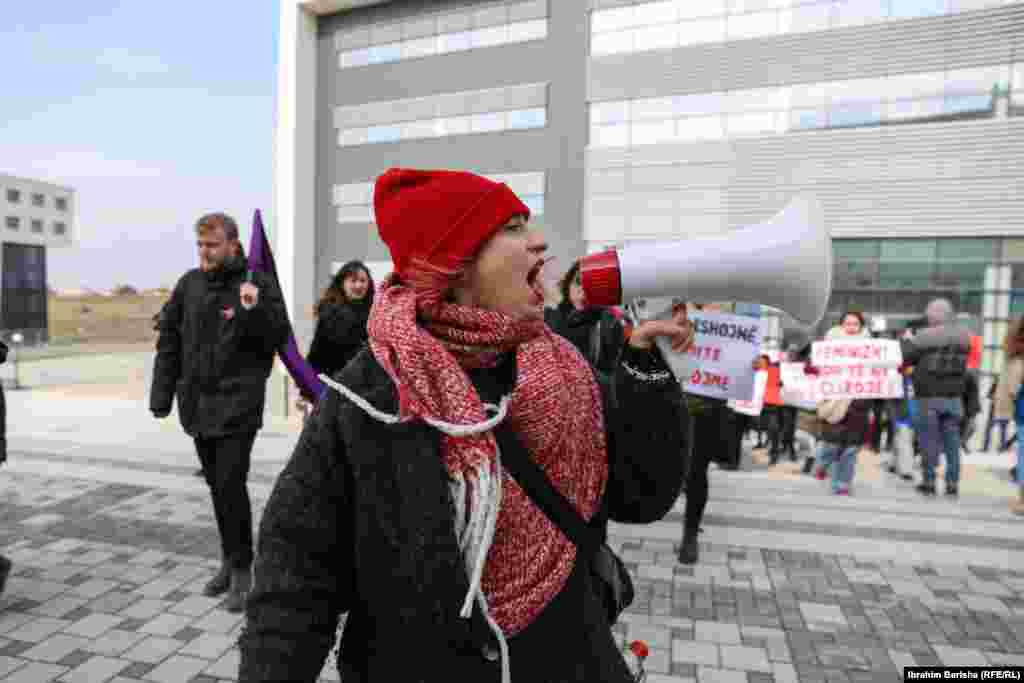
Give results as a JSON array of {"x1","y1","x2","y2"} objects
[{"x1": 374, "y1": 168, "x2": 531, "y2": 277}]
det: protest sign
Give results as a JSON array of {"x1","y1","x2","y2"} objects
[
  {"x1": 810, "y1": 339, "x2": 902, "y2": 368},
  {"x1": 629, "y1": 298, "x2": 765, "y2": 401},
  {"x1": 779, "y1": 362, "x2": 818, "y2": 410},
  {"x1": 729, "y1": 370, "x2": 767, "y2": 416},
  {"x1": 780, "y1": 338, "x2": 905, "y2": 404}
]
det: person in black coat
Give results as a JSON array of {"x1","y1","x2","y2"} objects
[
  {"x1": 544, "y1": 260, "x2": 625, "y2": 378},
  {"x1": 239, "y1": 168, "x2": 694, "y2": 682},
  {"x1": 150, "y1": 212, "x2": 288, "y2": 612},
  {"x1": 306, "y1": 260, "x2": 375, "y2": 382},
  {"x1": 0, "y1": 339, "x2": 8, "y2": 596}
]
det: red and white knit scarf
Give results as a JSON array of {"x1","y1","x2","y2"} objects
[{"x1": 363, "y1": 280, "x2": 608, "y2": 640}]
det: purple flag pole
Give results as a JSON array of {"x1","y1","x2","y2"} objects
[{"x1": 248, "y1": 209, "x2": 326, "y2": 403}]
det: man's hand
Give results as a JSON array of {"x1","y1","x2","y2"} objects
[
  {"x1": 240, "y1": 282, "x2": 259, "y2": 310},
  {"x1": 152, "y1": 409, "x2": 170, "y2": 419},
  {"x1": 629, "y1": 303, "x2": 695, "y2": 353}
]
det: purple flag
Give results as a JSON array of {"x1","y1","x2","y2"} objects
[{"x1": 248, "y1": 209, "x2": 326, "y2": 402}]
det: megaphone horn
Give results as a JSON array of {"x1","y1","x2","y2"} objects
[{"x1": 580, "y1": 195, "x2": 832, "y2": 327}]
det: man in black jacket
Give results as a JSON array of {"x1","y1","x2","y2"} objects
[
  {"x1": 901, "y1": 299, "x2": 971, "y2": 498},
  {"x1": 150, "y1": 213, "x2": 288, "y2": 611}
]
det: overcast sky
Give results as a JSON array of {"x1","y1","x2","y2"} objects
[{"x1": 1, "y1": 1, "x2": 280, "y2": 290}]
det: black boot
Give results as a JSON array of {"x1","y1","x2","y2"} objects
[
  {"x1": 202, "y1": 562, "x2": 231, "y2": 597},
  {"x1": 0, "y1": 555, "x2": 11, "y2": 597},
  {"x1": 678, "y1": 529, "x2": 699, "y2": 565},
  {"x1": 915, "y1": 482, "x2": 936, "y2": 496},
  {"x1": 223, "y1": 566, "x2": 252, "y2": 613},
  {"x1": 945, "y1": 483, "x2": 959, "y2": 498},
  {"x1": 801, "y1": 456, "x2": 815, "y2": 475}
]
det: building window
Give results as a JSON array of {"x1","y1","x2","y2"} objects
[
  {"x1": 55, "y1": 197, "x2": 68, "y2": 211},
  {"x1": 6, "y1": 189, "x2": 20, "y2": 203},
  {"x1": 53, "y1": 221, "x2": 67, "y2": 236},
  {"x1": 589, "y1": 64, "x2": 1010, "y2": 148},
  {"x1": 338, "y1": 8, "x2": 549, "y2": 69},
  {"x1": 30, "y1": 219, "x2": 43, "y2": 233},
  {"x1": 2, "y1": 242, "x2": 48, "y2": 334},
  {"x1": 31, "y1": 193, "x2": 45, "y2": 208},
  {"x1": 340, "y1": 108, "x2": 547, "y2": 147},
  {"x1": 590, "y1": 0, "x2": 1005, "y2": 57},
  {"x1": 6, "y1": 216, "x2": 19, "y2": 229}
]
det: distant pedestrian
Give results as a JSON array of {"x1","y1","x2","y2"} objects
[
  {"x1": 306, "y1": 260, "x2": 376, "y2": 382},
  {"x1": 901, "y1": 299, "x2": 971, "y2": 498},
  {"x1": 0, "y1": 339, "x2": 9, "y2": 596},
  {"x1": 992, "y1": 317, "x2": 1024, "y2": 514},
  {"x1": 150, "y1": 212, "x2": 288, "y2": 612}
]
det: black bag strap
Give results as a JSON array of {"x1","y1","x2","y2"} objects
[{"x1": 493, "y1": 424, "x2": 604, "y2": 555}]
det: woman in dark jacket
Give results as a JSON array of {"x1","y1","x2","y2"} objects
[
  {"x1": 239, "y1": 168, "x2": 693, "y2": 683},
  {"x1": 0, "y1": 339, "x2": 9, "y2": 595},
  {"x1": 544, "y1": 260, "x2": 625, "y2": 378},
  {"x1": 306, "y1": 260, "x2": 375, "y2": 381}
]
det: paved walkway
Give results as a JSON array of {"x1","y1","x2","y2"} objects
[{"x1": 0, "y1": 387, "x2": 1022, "y2": 682}]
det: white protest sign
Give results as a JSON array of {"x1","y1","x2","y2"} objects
[
  {"x1": 811, "y1": 339, "x2": 902, "y2": 368},
  {"x1": 779, "y1": 362, "x2": 819, "y2": 410},
  {"x1": 729, "y1": 370, "x2": 767, "y2": 416},
  {"x1": 629, "y1": 298, "x2": 765, "y2": 401}
]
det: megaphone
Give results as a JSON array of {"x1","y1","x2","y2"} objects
[{"x1": 580, "y1": 195, "x2": 832, "y2": 327}]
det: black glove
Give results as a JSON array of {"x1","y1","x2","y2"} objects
[{"x1": 152, "y1": 409, "x2": 170, "y2": 419}]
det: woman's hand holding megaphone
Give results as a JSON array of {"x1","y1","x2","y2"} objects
[{"x1": 629, "y1": 303, "x2": 695, "y2": 354}]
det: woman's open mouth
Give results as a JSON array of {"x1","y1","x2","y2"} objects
[{"x1": 526, "y1": 258, "x2": 550, "y2": 306}]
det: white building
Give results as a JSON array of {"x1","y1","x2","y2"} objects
[
  {"x1": 274, "y1": 0, "x2": 1024, "y2": 392},
  {"x1": 0, "y1": 173, "x2": 76, "y2": 340}
]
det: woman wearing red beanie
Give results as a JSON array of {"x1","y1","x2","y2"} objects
[{"x1": 239, "y1": 168, "x2": 694, "y2": 683}]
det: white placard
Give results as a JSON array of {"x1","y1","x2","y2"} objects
[
  {"x1": 729, "y1": 370, "x2": 767, "y2": 416},
  {"x1": 810, "y1": 339, "x2": 902, "y2": 368},
  {"x1": 781, "y1": 361, "x2": 904, "y2": 403},
  {"x1": 630, "y1": 298, "x2": 766, "y2": 401}
]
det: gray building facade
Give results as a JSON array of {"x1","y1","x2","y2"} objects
[{"x1": 280, "y1": 0, "x2": 1023, "y2": 387}]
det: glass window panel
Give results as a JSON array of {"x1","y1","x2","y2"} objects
[
  {"x1": 439, "y1": 115, "x2": 472, "y2": 136},
  {"x1": 730, "y1": 0, "x2": 788, "y2": 11},
  {"x1": 508, "y1": 19, "x2": 548, "y2": 42},
  {"x1": 890, "y1": 0, "x2": 949, "y2": 19},
  {"x1": 591, "y1": 101, "x2": 630, "y2": 125},
  {"x1": 880, "y1": 239, "x2": 937, "y2": 261},
  {"x1": 337, "y1": 205, "x2": 374, "y2": 223},
  {"x1": 471, "y1": 25, "x2": 509, "y2": 48},
  {"x1": 934, "y1": 262, "x2": 987, "y2": 289},
  {"x1": 834, "y1": 261, "x2": 880, "y2": 288},
  {"x1": 732, "y1": 86, "x2": 787, "y2": 111},
  {"x1": 946, "y1": 65, "x2": 1006, "y2": 95},
  {"x1": 401, "y1": 36, "x2": 438, "y2": 59},
  {"x1": 673, "y1": 92, "x2": 726, "y2": 116},
  {"x1": 439, "y1": 30, "x2": 473, "y2": 52},
  {"x1": 944, "y1": 93, "x2": 993, "y2": 115},
  {"x1": 522, "y1": 195, "x2": 545, "y2": 214},
  {"x1": 677, "y1": 115, "x2": 725, "y2": 140},
  {"x1": 1004, "y1": 238, "x2": 1024, "y2": 262},
  {"x1": 366, "y1": 125, "x2": 402, "y2": 144},
  {"x1": 834, "y1": 239, "x2": 880, "y2": 259},
  {"x1": 726, "y1": 111, "x2": 778, "y2": 136},
  {"x1": 591, "y1": 30, "x2": 634, "y2": 55},
  {"x1": 936, "y1": 238, "x2": 997, "y2": 261},
  {"x1": 591, "y1": 122, "x2": 630, "y2": 147},
  {"x1": 886, "y1": 96, "x2": 945, "y2": 121},
  {"x1": 507, "y1": 108, "x2": 547, "y2": 129},
  {"x1": 728, "y1": 10, "x2": 779, "y2": 40},
  {"x1": 369, "y1": 43, "x2": 402, "y2": 64},
  {"x1": 679, "y1": 17, "x2": 726, "y2": 46},
  {"x1": 892, "y1": 71, "x2": 946, "y2": 99},
  {"x1": 832, "y1": 0, "x2": 889, "y2": 27},
  {"x1": 401, "y1": 119, "x2": 441, "y2": 139},
  {"x1": 632, "y1": 96, "x2": 675, "y2": 120},
  {"x1": 592, "y1": 6, "x2": 637, "y2": 33},
  {"x1": 829, "y1": 102, "x2": 882, "y2": 127},
  {"x1": 678, "y1": 0, "x2": 728, "y2": 18},
  {"x1": 338, "y1": 128, "x2": 369, "y2": 147},
  {"x1": 340, "y1": 48, "x2": 373, "y2": 68},
  {"x1": 633, "y1": 23, "x2": 679, "y2": 50},
  {"x1": 782, "y1": 2, "x2": 833, "y2": 33},
  {"x1": 829, "y1": 291, "x2": 881, "y2": 316},
  {"x1": 788, "y1": 108, "x2": 827, "y2": 130},
  {"x1": 881, "y1": 290, "x2": 934, "y2": 314},
  {"x1": 635, "y1": 0, "x2": 680, "y2": 26},
  {"x1": 5, "y1": 216, "x2": 19, "y2": 229},
  {"x1": 789, "y1": 82, "x2": 828, "y2": 108},
  {"x1": 1013, "y1": 62, "x2": 1023, "y2": 95},
  {"x1": 632, "y1": 119, "x2": 677, "y2": 145},
  {"x1": 470, "y1": 112, "x2": 506, "y2": 133}
]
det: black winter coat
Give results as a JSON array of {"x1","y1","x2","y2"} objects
[
  {"x1": 545, "y1": 303, "x2": 625, "y2": 378},
  {"x1": 901, "y1": 325, "x2": 971, "y2": 399},
  {"x1": 239, "y1": 343, "x2": 688, "y2": 682},
  {"x1": 306, "y1": 301, "x2": 370, "y2": 379},
  {"x1": 818, "y1": 399, "x2": 871, "y2": 447},
  {"x1": 150, "y1": 257, "x2": 289, "y2": 438},
  {"x1": 0, "y1": 340, "x2": 6, "y2": 463}
]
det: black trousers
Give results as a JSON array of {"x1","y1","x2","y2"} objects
[
  {"x1": 771, "y1": 406, "x2": 797, "y2": 454},
  {"x1": 194, "y1": 431, "x2": 256, "y2": 570},
  {"x1": 684, "y1": 405, "x2": 729, "y2": 535}
]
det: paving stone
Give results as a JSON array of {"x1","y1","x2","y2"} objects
[
  {"x1": 2, "y1": 661, "x2": 68, "y2": 682},
  {"x1": 81, "y1": 629, "x2": 148, "y2": 657},
  {"x1": 672, "y1": 640, "x2": 719, "y2": 667},
  {"x1": 58, "y1": 654, "x2": 131, "y2": 682},
  {"x1": 697, "y1": 621, "x2": 742, "y2": 645},
  {"x1": 145, "y1": 654, "x2": 209, "y2": 683},
  {"x1": 64, "y1": 613, "x2": 125, "y2": 638},
  {"x1": 121, "y1": 636, "x2": 182, "y2": 663},
  {"x1": 21, "y1": 634, "x2": 92, "y2": 663}
]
